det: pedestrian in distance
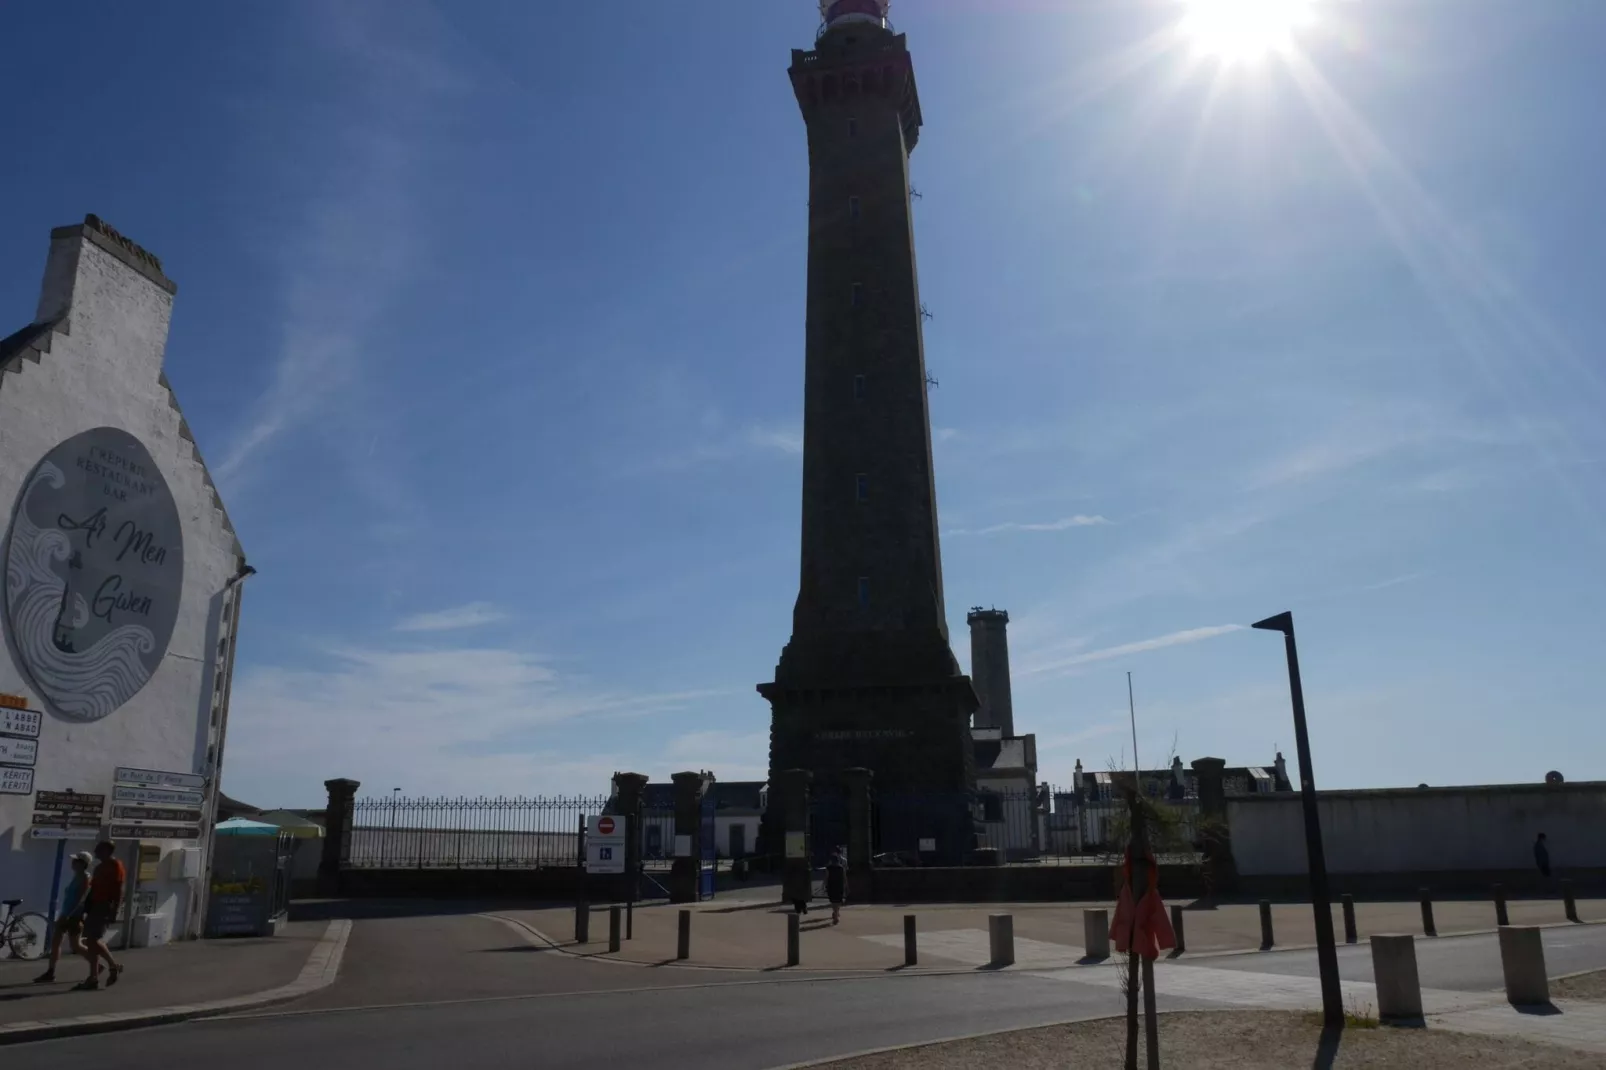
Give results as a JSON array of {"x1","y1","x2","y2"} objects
[
  {"x1": 77, "y1": 840, "x2": 125, "y2": 991},
  {"x1": 826, "y1": 845, "x2": 847, "y2": 925},
  {"x1": 1535, "y1": 832, "x2": 1551, "y2": 879},
  {"x1": 33, "y1": 851, "x2": 92, "y2": 984}
]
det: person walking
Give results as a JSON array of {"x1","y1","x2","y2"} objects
[
  {"x1": 33, "y1": 851, "x2": 92, "y2": 984},
  {"x1": 1535, "y1": 832, "x2": 1551, "y2": 879},
  {"x1": 826, "y1": 846, "x2": 847, "y2": 925},
  {"x1": 77, "y1": 841, "x2": 125, "y2": 991}
]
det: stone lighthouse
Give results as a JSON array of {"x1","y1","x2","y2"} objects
[{"x1": 759, "y1": 0, "x2": 978, "y2": 864}]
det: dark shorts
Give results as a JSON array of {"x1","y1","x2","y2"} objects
[
  {"x1": 57, "y1": 913, "x2": 83, "y2": 937},
  {"x1": 83, "y1": 905, "x2": 115, "y2": 941}
]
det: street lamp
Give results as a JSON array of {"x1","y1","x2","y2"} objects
[{"x1": 1252, "y1": 610, "x2": 1343, "y2": 1029}]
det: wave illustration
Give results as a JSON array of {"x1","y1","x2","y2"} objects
[{"x1": 4, "y1": 463, "x2": 157, "y2": 722}]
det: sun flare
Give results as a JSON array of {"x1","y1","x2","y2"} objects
[{"x1": 1179, "y1": 0, "x2": 1315, "y2": 60}]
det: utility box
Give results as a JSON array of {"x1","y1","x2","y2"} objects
[
  {"x1": 133, "y1": 912, "x2": 173, "y2": 949},
  {"x1": 169, "y1": 847, "x2": 202, "y2": 880}
]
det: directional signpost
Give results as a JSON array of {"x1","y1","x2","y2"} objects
[
  {"x1": 0, "y1": 694, "x2": 41, "y2": 797},
  {"x1": 110, "y1": 768, "x2": 207, "y2": 844}
]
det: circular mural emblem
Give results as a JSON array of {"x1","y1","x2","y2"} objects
[{"x1": 4, "y1": 427, "x2": 184, "y2": 722}]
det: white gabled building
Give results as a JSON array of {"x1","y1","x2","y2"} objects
[{"x1": 0, "y1": 215, "x2": 250, "y2": 942}]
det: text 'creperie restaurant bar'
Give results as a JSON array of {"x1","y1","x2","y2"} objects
[{"x1": 0, "y1": 215, "x2": 250, "y2": 942}]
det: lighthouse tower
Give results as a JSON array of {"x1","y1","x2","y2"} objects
[{"x1": 759, "y1": 1, "x2": 978, "y2": 865}]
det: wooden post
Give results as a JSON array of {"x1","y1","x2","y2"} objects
[
  {"x1": 1259, "y1": 900, "x2": 1274, "y2": 950},
  {"x1": 676, "y1": 909, "x2": 690, "y2": 960},
  {"x1": 787, "y1": 912, "x2": 800, "y2": 967},
  {"x1": 1341, "y1": 893, "x2": 1357, "y2": 944},
  {"x1": 903, "y1": 914, "x2": 917, "y2": 966},
  {"x1": 1493, "y1": 884, "x2": 1509, "y2": 927},
  {"x1": 1170, "y1": 904, "x2": 1185, "y2": 955},
  {"x1": 1419, "y1": 888, "x2": 1436, "y2": 937}
]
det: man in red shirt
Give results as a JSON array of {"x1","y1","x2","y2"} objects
[{"x1": 77, "y1": 840, "x2": 124, "y2": 990}]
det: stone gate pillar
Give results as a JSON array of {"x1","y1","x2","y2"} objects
[
  {"x1": 318, "y1": 778, "x2": 360, "y2": 895},
  {"x1": 778, "y1": 768, "x2": 813, "y2": 908},
  {"x1": 1190, "y1": 757, "x2": 1237, "y2": 896},
  {"x1": 612, "y1": 771, "x2": 648, "y2": 903},
  {"x1": 670, "y1": 770, "x2": 712, "y2": 903},
  {"x1": 843, "y1": 767, "x2": 874, "y2": 902}
]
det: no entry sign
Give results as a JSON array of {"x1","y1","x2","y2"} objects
[{"x1": 586, "y1": 814, "x2": 627, "y2": 874}]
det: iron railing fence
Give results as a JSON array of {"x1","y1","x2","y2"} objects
[
  {"x1": 867, "y1": 787, "x2": 1204, "y2": 867},
  {"x1": 347, "y1": 793, "x2": 607, "y2": 870}
]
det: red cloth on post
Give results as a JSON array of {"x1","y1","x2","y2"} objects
[{"x1": 1111, "y1": 847, "x2": 1176, "y2": 959}]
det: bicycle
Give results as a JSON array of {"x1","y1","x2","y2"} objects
[{"x1": 1, "y1": 898, "x2": 50, "y2": 960}]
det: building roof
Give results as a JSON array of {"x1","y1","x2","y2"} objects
[
  {"x1": 975, "y1": 736, "x2": 1028, "y2": 773},
  {"x1": 626, "y1": 781, "x2": 769, "y2": 813}
]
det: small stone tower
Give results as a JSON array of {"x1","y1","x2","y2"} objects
[{"x1": 966, "y1": 608, "x2": 1014, "y2": 738}]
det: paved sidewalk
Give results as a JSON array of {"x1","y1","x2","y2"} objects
[
  {"x1": 510, "y1": 895, "x2": 1601, "y2": 971},
  {"x1": 0, "y1": 919, "x2": 349, "y2": 1044}
]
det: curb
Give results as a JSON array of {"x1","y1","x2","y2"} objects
[
  {"x1": 762, "y1": 1011, "x2": 1128, "y2": 1070},
  {"x1": 0, "y1": 918, "x2": 352, "y2": 1047}
]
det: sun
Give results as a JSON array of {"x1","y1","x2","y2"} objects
[{"x1": 1178, "y1": 0, "x2": 1316, "y2": 60}]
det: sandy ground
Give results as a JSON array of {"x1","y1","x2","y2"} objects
[
  {"x1": 811, "y1": 1010, "x2": 1602, "y2": 1069},
  {"x1": 1553, "y1": 969, "x2": 1606, "y2": 1002}
]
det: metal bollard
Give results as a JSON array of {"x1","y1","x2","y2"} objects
[
  {"x1": 1498, "y1": 925, "x2": 1550, "y2": 1005},
  {"x1": 1494, "y1": 884, "x2": 1509, "y2": 927},
  {"x1": 787, "y1": 912, "x2": 800, "y2": 967},
  {"x1": 608, "y1": 905, "x2": 622, "y2": 953},
  {"x1": 988, "y1": 913, "x2": 1015, "y2": 967},
  {"x1": 677, "y1": 909, "x2": 690, "y2": 960},
  {"x1": 1259, "y1": 900, "x2": 1274, "y2": 950},
  {"x1": 1170, "y1": 904, "x2": 1185, "y2": 954},
  {"x1": 1562, "y1": 879, "x2": 1579, "y2": 923},
  {"x1": 903, "y1": 914, "x2": 917, "y2": 967},
  {"x1": 1419, "y1": 888, "x2": 1436, "y2": 937},
  {"x1": 1083, "y1": 908, "x2": 1110, "y2": 959},
  {"x1": 1370, "y1": 934, "x2": 1423, "y2": 1021},
  {"x1": 575, "y1": 901, "x2": 590, "y2": 944},
  {"x1": 1341, "y1": 893, "x2": 1357, "y2": 944}
]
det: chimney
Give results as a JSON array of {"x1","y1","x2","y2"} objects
[
  {"x1": 33, "y1": 214, "x2": 177, "y2": 360},
  {"x1": 1274, "y1": 751, "x2": 1289, "y2": 791},
  {"x1": 966, "y1": 607, "x2": 1014, "y2": 737}
]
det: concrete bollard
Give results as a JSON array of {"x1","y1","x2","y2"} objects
[
  {"x1": 1419, "y1": 888, "x2": 1436, "y2": 937},
  {"x1": 787, "y1": 912, "x2": 800, "y2": 967},
  {"x1": 903, "y1": 914, "x2": 917, "y2": 967},
  {"x1": 677, "y1": 909, "x2": 690, "y2": 960},
  {"x1": 1083, "y1": 908, "x2": 1110, "y2": 959},
  {"x1": 1170, "y1": 904, "x2": 1185, "y2": 955},
  {"x1": 1493, "y1": 884, "x2": 1509, "y2": 927},
  {"x1": 988, "y1": 913, "x2": 1015, "y2": 967},
  {"x1": 1341, "y1": 893, "x2": 1357, "y2": 944},
  {"x1": 575, "y1": 902, "x2": 590, "y2": 944},
  {"x1": 608, "y1": 905, "x2": 622, "y2": 953},
  {"x1": 1498, "y1": 925, "x2": 1550, "y2": 1005},
  {"x1": 1259, "y1": 900, "x2": 1274, "y2": 950},
  {"x1": 1562, "y1": 879, "x2": 1579, "y2": 922},
  {"x1": 1370, "y1": 934, "x2": 1424, "y2": 1021}
]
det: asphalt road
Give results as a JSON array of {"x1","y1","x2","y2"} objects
[
  {"x1": 13, "y1": 911, "x2": 1606, "y2": 1070},
  {"x1": 1202, "y1": 923, "x2": 1606, "y2": 991}
]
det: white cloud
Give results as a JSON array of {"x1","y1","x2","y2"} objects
[
  {"x1": 394, "y1": 602, "x2": 509, "y2": 632},
  {"x1": 221, "y1": 639, "x2": 734, "y2": 804},
  {"x1": 1021, "y1": 624, "x2": 1244, "y2": 676},
  {"x1": 946, "y1": 515, "x2": 1111, "y2": 537}
]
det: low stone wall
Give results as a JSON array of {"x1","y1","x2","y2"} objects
[
  {"x1": 1240, "y1": 866, "x2": 1606, "y2": 900},
  {"x1": 868, "y1": 863, "x2": 1205, "y2": 903},
  {"x1": 325, "y1": 866, "x2": 625, "y2": 901}
]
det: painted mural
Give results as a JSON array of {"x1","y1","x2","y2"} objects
[{"x1": 4, "y1": 427, "x2": 184, "y2": 721}]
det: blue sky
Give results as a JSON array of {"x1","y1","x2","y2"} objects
[{"x1": 2, "y1": 1, "x2": 1603, "y2": 807}]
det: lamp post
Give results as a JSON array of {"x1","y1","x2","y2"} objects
[{"x1": 1252, "y1": 611, "x2": 1342, "y2": 1028}]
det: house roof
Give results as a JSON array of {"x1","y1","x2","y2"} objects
[
  {"x1": 0, "y1": 317, "x2": 60, "y2": 367},
  {"x1": 975, "y1": 736, "x2": 1028, "y2": 773},
  {"x1": 627, "y1": 781, "x2": 768, "y2": 813}
]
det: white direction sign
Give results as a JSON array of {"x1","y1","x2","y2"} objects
[
  {"x1": 0, "y1": 708, "x2": 41, "y2": 739},
  {"x1": 585, "y1": 814, "x2": 628, "y2": 874},
  {"x1": 115, "y1": 766, "x2": 205, "y2": 791},
  {"x1": 30, "y1": 826, "x2": 98, "y2": 840},
  {"x1": 0, "y1": 737, "x2": 38, "y2": 767},
  {"x1": 1, "y1": 766, "x2": 34, "y2": 795},
  {"x1": 113, "y1": 785, "x2": 204, "y2": 807}
]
